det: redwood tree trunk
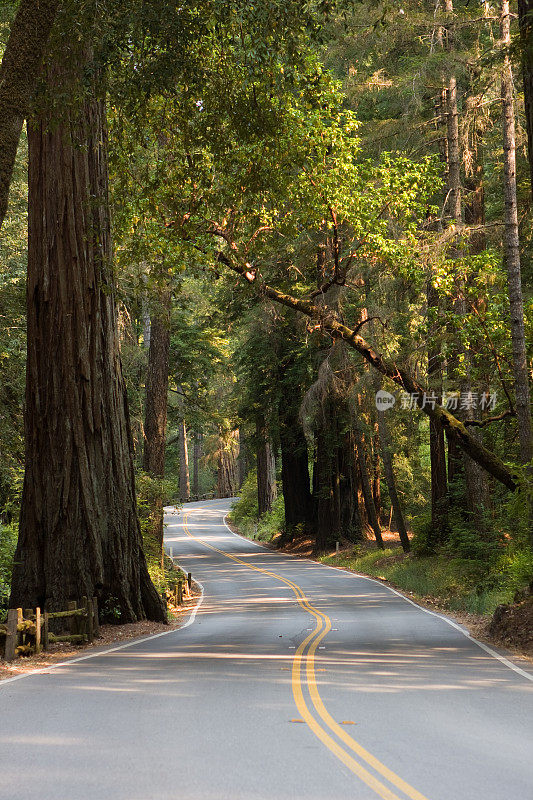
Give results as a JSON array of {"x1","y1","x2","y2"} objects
[
  {"x1": 353, "y1": 418, "x2": 384, "y2": 548},
  {"x1": 142, "y1": 291, "x2": 170, "y2": 556},
  {"x1": 279, "y1": 400, "x2": 312, "y2": 539},
  {"x1": 217, "y1": 430, "x2": 239, "y2": 498},
  {"x1": 11, "y1": 59, "x2": 165, "y2": 621},
  {"x1": 338, "y1": 429, "x2": 363, "y2": 543},
  {"x1": 192, "y1": 431, "x2": 201, "y2": 497},
  {"x1": 256, "y1": 415, "x2": 276, "y2": 515},
  {"x1": 314, "y1": 412, "x2": 342, "y2": 552}
]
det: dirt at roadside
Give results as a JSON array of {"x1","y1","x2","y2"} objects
[
  {"x1": 489, "y1": 596, "x2": 533, "y2": 659},
  {"x1": 0, "y1": 583, "x2": 201, "y2": 682}
]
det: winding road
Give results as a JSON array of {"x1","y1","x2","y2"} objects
[{"x1": 1, "y1": 498, "x2": 532, "y2": 800}]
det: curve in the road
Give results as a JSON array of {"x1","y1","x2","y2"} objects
[{"x1": 182, "y1": 513, "x2": 429, "y2": 800}]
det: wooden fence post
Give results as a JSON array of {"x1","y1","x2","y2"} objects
[
  {"x1": 177, "y1": 581, "x2": 183, "y2": 606},
  {"x1": 67, "y1": 601, "x2": 77, "y2": 639},
  {"x1": 43, "y1": 611, "x2": 49, "y2": 650},
  {"x1": 35, "y1": 607, "x2": 41, "y2": 653},
  {"x1": 4, "y1": 609, "x2": 19, "y2": 661},
  {"x1": 84, "y1": 597, "x2": 93, "y2": 643},
  {"x1": 92, "y1": 598, "x2": 100, "y2": 637},
  {"x1": 187, "y1": 573, "x2": 192, "y2": 593}
]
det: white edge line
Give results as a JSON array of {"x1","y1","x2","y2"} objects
[
  {"x1": 0, "y1": 579, "x2": 205, "y2": 689},
  {"x1": 219, "y1": 513, "x2": 533, "y2": 683}
]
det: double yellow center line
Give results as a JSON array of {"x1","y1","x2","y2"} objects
[{"x1": 182, "y1": 514, "x2": 429, "y2": 800}]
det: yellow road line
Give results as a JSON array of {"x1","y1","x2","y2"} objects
[{"x1": 181, "y1": 515, "x2": 430, "y2": 800}]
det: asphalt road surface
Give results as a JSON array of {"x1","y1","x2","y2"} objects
[{"x1": 1, "y1": 498, "x2": 532, "y2": 800}]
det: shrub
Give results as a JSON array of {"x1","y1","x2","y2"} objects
[
  {"x1": 0, "y1": 521, "x2": 18, "y2": 615},
  {"x1": 228, "y1": 470, "x2": 285, "y2": 541}
]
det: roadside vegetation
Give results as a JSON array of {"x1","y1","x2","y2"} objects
[
  {"x1": 230, "y1": 473, "x2": 533, "y2": 620},
  {"x1": 0, "y1": 1, "x2": 531, "y2": 646}
]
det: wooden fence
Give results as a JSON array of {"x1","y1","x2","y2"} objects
[
  {"x1": 172, "y1": 572, "x2": 193, "y2": 607},
  {"x1": 0, "y1": 597, "x2": 99, "y2": 662}
]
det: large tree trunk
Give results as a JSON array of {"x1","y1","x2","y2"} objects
[
  {"x1": 518, "y1": 0, "x2": 533, "y2": 198},
  {"x1": 338, "y1": 428, "x2": 363, "y2": 543},
  {"x1": 10, "y1": 56, "x2": 165, "y2": 622},
  {"x1": 142, "y1": 291, "x2": 170, "y2": 558},
  {"x1": 373, "y1": 374, "x2": 410, "y2": 552},
  {"x1": 192, "y1": 431, "x2": 201, "y2": 497},
  {"x1": 427, "y1": 283, "x2": 449, "y2": 544},
  {"x1": 353, "y1": 417, "x2": 384, "y2": 549},
  {"x1": 256, "y1": 415, "x2": 276, "y2": 515},
  {"x1": 0, "y1": 0, "x2": 61, "y2": 232},
  {"x1": 217, "y1": 429, "x2": 239, "y2": 498},
  {"x1": 501, "y1": 1, "x2": 533, "y2": 471},
  {"x1": 314, "y1": 401, "x2": 342, "y2": 552},
  {"x1": 179, "y1": 419, "x2": 190, "y2": 501},
  {"x1": 237, "y1": 428, "x2": 247, "y2": 488},
  {"x1": 371, "y1": 425, "x2": 381, "y2": 525},
  {"x1": 279, "y1": 401, "x2": 312, "y2": 539}
]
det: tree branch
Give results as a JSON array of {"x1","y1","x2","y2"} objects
[{"x1": 216, "y1": 250, "x2": 517, "y2": 490}]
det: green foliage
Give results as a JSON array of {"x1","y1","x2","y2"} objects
[
  {"x1": 135, "y1": 471, "x2": 176, "y2": 597},
  {"x1": 497, "y1": 548, "x2": 533, "y2": 597},
  {"x1": 256, "y1": 495, "x2": 285, "y2": 542},
  {"x1": 228, "y1": 471, "x2": 259, "y2": 529},
  {"x1": 0, "y1": 128, "x2": 27, "y2": 515},
  {"x1": 320, "y1": 547, "x2": 516, "y2": 616},
  {"x1": 229, "y1": 470, "x2": 285, "y2": 541},
  {"x1": 0, "y1": 521, "x2": 18, "y2": 615}
]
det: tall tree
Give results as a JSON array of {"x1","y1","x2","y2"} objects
[
  {"x1": 10, "y1": 49, "x2": 165, "y2": 621},
  {"x1": 256, "y1": 414, "x2": 276, "y2": 515},
  {"x1": 217, "y1": 428, "x2": 239, "y2": 497},
  {"x1": 192, "y1": 431, "x2": 201, "y2": 497},
  {"x1": 500, "y1": 0, "x2": 533, "y2": 467},
  {"x1": 142, "y1": 288, "x2": 171, "y2": 559}
]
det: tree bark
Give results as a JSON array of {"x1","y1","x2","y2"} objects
[
  {"x1": 353, "y1": 417, "x2": 384, "y2": 548},
  {"x1": 0, "y1": 0, "x2": 61, "y2": 232},
  {"x1": 338, "y1": 428, "x2": 363, "y2": 543},
  {"x1": 427, "y1": 283, "x2": 449, "y2": 543},
  {"x1": 378, "y1": 415, "x2": 410, "y2": 553},
  {"x1": 371, "y1": 425, "x2": 381, "y2": 525},
  {"x1": 501, "y1": 1, "x2": 533, "y2": 467},
  {"x1": 192, "y1": 431, "x2": 201, "y2": 497},
  {"x1": 179, "y1": 419, "x2": 190, "y2": 501},
  {"x1": 256, "y1": 415, "x2": 276, "y2": 515},
  {"x1": 142, "y1": 292, "x2": 170, "y2": 558},
  {"x1": 237, "y1": 428, "x2": 247, "y2": 488},
  {"x1": 10, "y1": 55, "x2": 165, "y2": 621},
  {"x1": 279, "y1": 399, "x2": 312, "y2": 538},
  {"x1": 373, "y1": 374, "x2": 410, "y2": 552},
  {"x1": 518, "y1": 0, "x2": 533, "y2": 198},
  {"x1": 217, "y1": 429, "x2": 239, "y2": 498},
  {"x1": 314, "y1": 414, "x2": 342, "y2": 552}
]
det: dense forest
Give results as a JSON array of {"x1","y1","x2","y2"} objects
[{"x1": 0, "y1": 0, "x2": 532, "y2": 633}]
